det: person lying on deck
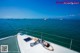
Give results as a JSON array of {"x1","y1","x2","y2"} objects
[
  {"x1": 30, "y1": 38, "x2": 54, "y2": 51},
  {"x1": 42, "y1": 41, "x2": 54, "y2": 51}
]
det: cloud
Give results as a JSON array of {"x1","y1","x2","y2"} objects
[
  {"x1": 69, "y1": 14, "x2": 76, "y2": 16},
  {"x1": 0, "y1": 7, "x2": 80, "y2": 19}
]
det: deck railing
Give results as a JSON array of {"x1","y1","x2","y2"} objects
[
  {"x1": 21, "y1": 30, "x2": 80, "y2": 52},
  {"x1": 0, "y1": 29, "x2": 80, "y2": 52}
]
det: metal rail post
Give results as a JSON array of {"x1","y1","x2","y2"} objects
[{"x1": 70, "y1": 39, "x2": 73, "y2": 49}]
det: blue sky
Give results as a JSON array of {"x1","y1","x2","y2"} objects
[{"x1": 0, "y1": 0, "x2": 80, "y2": 19}]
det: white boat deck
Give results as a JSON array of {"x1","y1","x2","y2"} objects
[{"x1": 17, "y1": 33, "x2": 78, "y2": 53}]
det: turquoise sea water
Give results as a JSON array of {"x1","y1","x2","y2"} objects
[{"x1": 0, "y1": 19, "x2": 80, "y2": 52}]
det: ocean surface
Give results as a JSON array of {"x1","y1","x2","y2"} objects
[{"x1": 0, "y1": 19, "x2": 80, "y2": 52}]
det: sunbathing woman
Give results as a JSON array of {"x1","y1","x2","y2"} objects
[{"x1": 30, "y1": 38, "x2": 54, "y2": 51}]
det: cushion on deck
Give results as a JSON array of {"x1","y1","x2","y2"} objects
[{"x1": 24, "y1": 37, "x2": 32, "y2": 42}]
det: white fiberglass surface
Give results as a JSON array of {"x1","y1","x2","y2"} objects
[{"x1": 17, "y1": 33, "x2": 78, "y2": 53}]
